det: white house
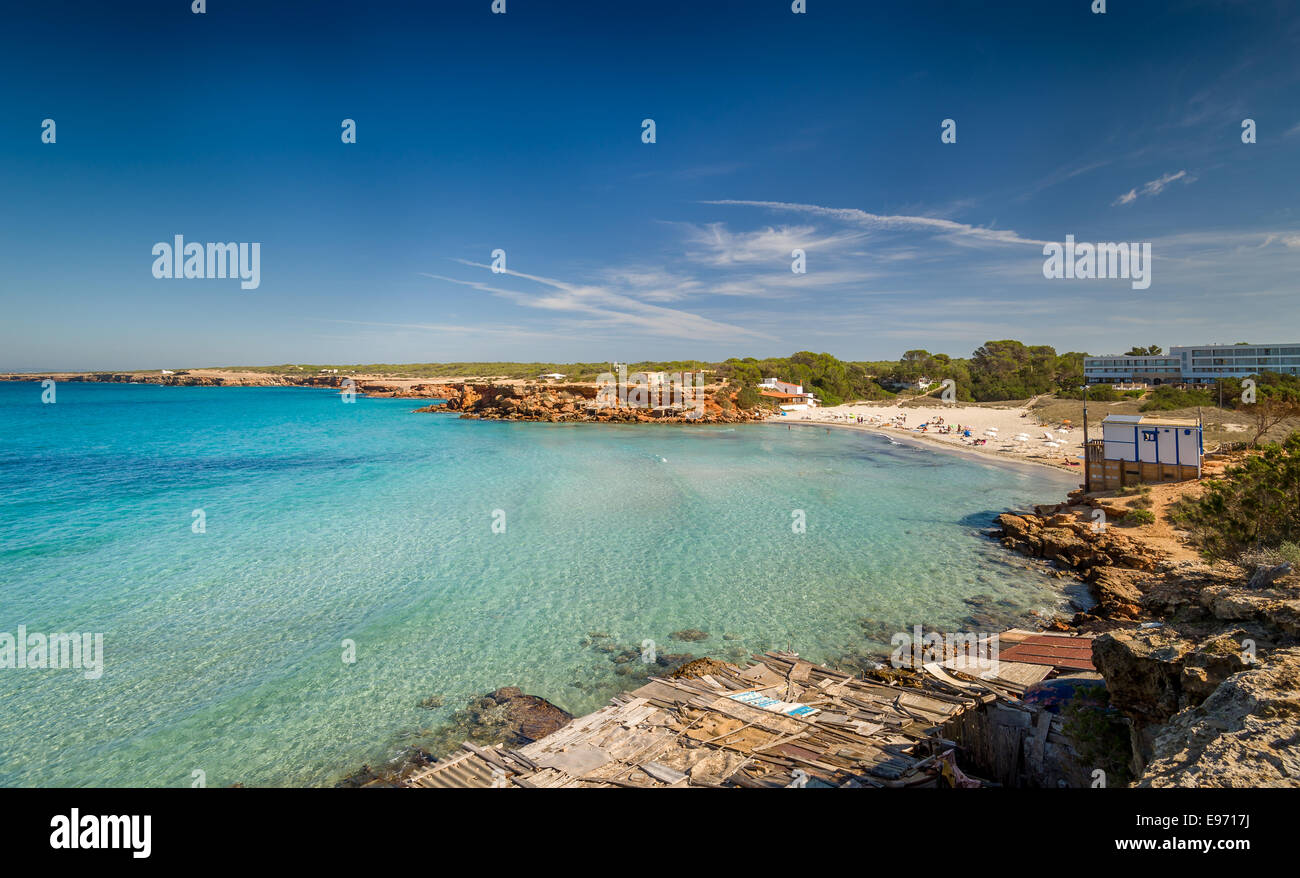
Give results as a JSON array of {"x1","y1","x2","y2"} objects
[
  {"x1": 758, "y1": 377, "x2": 819, "y2": 411},
  {"x1": 539, "y1": 372, "x2": 567, "y2": 381}
]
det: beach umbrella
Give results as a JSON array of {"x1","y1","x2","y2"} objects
[
  {"x1": 1057, "y1": 427, "x2": 1069, "y2": 434},
  {"x1": 1044, "y1": 440, "x2": 1061, "y2": 449},
  {"x1": 1015, "y1": 435, "x2": 1030, "y2": 444}
]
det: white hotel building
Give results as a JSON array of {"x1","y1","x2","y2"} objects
[{"x1": 1084, "y1": 343, "x2": 1300, "y2": 386}]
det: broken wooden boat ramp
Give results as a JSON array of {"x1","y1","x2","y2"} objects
[{"x1": 403, "y1": 650, "x2": 1016, "y2": 788}]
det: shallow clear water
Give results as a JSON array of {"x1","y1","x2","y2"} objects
[{"x1": 0, "y1": 382, "x2": 1076, "y2": 786}]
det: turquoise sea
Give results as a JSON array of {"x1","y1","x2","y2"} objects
[{"x1": 0, "y1": 382, "x2": 1078, "y2": 787}]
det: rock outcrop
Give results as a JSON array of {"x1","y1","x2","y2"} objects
[
  {"x1": 994, "y1": 509, "x2": 1162, "y2": 627},
  {"x1": 1136, "y1": 647, "x2": 1300, "y2": 787},
  {"x1": 1091, "y1": 617, "x2": 1296, "y2": 782},
  {"x1": 1093, "y1": 629, "x2": 1253, "y2": 730},
  {"x1": 414, "y1": 382, "x2": 764, "y2": 424},
  {"x1": 334, "y1": 686, "x2": 574, "y2": 787},
  {"x1": 471, "y1": 686, "x2": 575, "y2": 745}
]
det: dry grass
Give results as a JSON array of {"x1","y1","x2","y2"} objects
[{"x1": 1027, "y1": 394, "x2": 1272, "y2": 448}]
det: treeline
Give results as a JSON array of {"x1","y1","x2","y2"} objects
[
  {"x1": 234, "y1": 347, "x2": 1298, "y2": 412},
  {"x1": 866, "y1": 341, "x2": 1087, "y2": 403},
  {"x1": 714, "y1": 341, "x2": 1090, "y2": 406},
  {"x1": 230, "y1": 361, "x2": 715, "y2": 380},
  {"x1": 717, "y1": 352, "x2": 890, "y2": 407}
]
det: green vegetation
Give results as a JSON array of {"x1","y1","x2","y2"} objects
[
  {"x1": 733, "y1": 385, "x2": 762, "y2": 409},
  {"x1": 1139, "y1": 386, "x2": 1213, "y2": 411},
  {"x1": 1117, "y1": 485, "x2": 1153, "y2": 508},
  {"x1": 1060, "y1": 687, "x2": 1133, "y2": 787},
  {"x1": 226, "y1": 361, "x2": 716, "y2": 381},
  {"x1": 1238, "y1": 542, "x2": 1300, "y2": 569},
  {"x1": 720, "y1": 342, "x2": 1088, "y2": 406},
  {"x1": 1060, "y1": 384, "x2": 1120, "y2": 402},
  {"x1": 967, "y1": 341, "x2": 1086, "y2": 402},
  {"x1": 1120, "y1": 508, "x2": 1155, "y2": 526},
  {"x1": 1215, "y1": 371, "x2": 1300, "y2": 445},
  {"x1": 867, "y1": 341, "x2": 1085, "y2": 403},
  {"x1": 718, "y1": 352, "x2": 889, "y2": 407},
  {"x1": 1170, "y1": 431, "x2": 1300, "y2": 561},
  {"x1": 222, "y1": 353, "x2": 1300, "y2": 423}
]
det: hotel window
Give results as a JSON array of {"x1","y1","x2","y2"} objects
[{"x1": 1141, "y1": 430, "x2": 1157, "y2": 441}]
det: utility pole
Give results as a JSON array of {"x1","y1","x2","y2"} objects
[{"x1": 1080, "y1": 384, "x2": 1090, "y2": 492}]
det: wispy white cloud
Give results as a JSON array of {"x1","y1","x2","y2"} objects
[
  {"x1": 1112, "y1": 170, "x2": 1193, "y2": 206},
  {"x1": 421, "y1": 261, "x2": 776, "y2": 343},
  {"x1": 406, "y1": 198, "x2": 1300, "y2": 363},
  {"x1": 680, "y1": 222, "x2": 869, "y2": 267},
  {"x1": 701, "y1": 199, "x2": 1052, "y2": 247}
]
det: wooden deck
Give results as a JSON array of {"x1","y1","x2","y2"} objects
[{"x1": 404, "y1": 651, "x2": 986, "y2": 789}]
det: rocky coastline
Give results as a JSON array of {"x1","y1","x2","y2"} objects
[
  {"x1": 0, "y1": 372, "x2": 768, "y2": 422},
  {"x1": 339, "y1": 458, "x2": 1300, "y2": 789},
  {"x1": 16, "y1": 370, "x2": 1292, "y2": 786},
  {"x1": 990, "y1": 473, "x2": 1299, "y2": 786},
  {"x1": 0, "y1": 371, "x2": 448, "y2": 398},
  {"x1": 411, "y1": 382, "x2": 765, "y2": 424}
]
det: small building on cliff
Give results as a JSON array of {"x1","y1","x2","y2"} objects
[{"x1": 1085, "y1": 414, "x2": 1202, "y2": 491}]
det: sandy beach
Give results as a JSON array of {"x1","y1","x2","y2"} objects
[{"x1": 770, "y1": 401, "x2": 1090, "y2": 475}]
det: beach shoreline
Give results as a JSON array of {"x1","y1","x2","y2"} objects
[
  {"x1": 775, "y1": 417, "x2": 1084, "y2": 480},
  {"x1": 768, "y1": 400, "x2": 1089, "y2": 478}
]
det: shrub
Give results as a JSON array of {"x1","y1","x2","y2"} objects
[
  {"x1": 1171, "y1": 432, "x2": 1300, "y2": 560},
  {"x1": 1281, "y1": 542, "x2": 1300, "y2": 565},
  {"x1": 1121, "y1": 508, "x2": 1155, "y2": 527},
  {"x1": 733, "y1": 385, "x2": 761, "y2": 409},
  {"x1": 1237, "y1": 542, "x2": 1300, "y2": 569},
  {"x1": 1140, "y1": 386, "x2": 1213, "y2": 412}
]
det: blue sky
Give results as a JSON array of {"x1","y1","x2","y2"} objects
[{"x1": 2, "y1": 0, "x2": 1298, "y2": 370}]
